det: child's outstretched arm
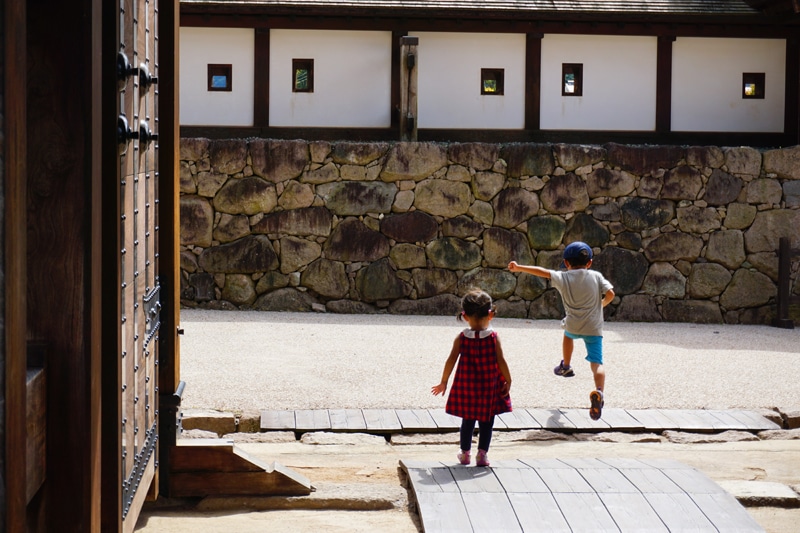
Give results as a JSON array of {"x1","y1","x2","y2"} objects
[
  {"x1": 508, "y1": 261, "x2": 552, "y2": 279},
  {"x1": 495, "y1": 336, "x2": 512, "y2": 395},
  {"x1": 602, "y1": 288, "x2": 615, "y2": 307},
  {"x1": 431, "y1": 336, "x2": 461, "y2": 396}
]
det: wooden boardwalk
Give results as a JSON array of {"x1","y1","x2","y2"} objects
[
  {"x1": 400, "y1": 458, "x2": 766, "y2": 532},
  {"x1": 260, "y1": 407, "x2": 780, "y2": 434}
]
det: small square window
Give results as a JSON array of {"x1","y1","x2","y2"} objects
[
  {"x1": 562, "y1": 63, "x2": 583, "y2": 97},
  {"x1": 293, "y1": 59, "x2": 314, "y2": 93},
  {"x1": 207, "y1": 64, "x2": 232, "y2": 92},
  {"x1": 742, "y1": 72, "x2": 765, "y2": 99},
  {"x1": 481, "y1": 69, "x2": 504, "y2": 95}
]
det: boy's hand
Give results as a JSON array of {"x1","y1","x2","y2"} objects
[
  {"x1": 508, "y1": 261, "x2": 519, "y2": 272},
  {"x1": 431, "y1": 383, "x2": 446, "y2": 396}
]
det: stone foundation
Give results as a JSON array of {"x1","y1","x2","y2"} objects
[{"x1": 179, "y1": 139, "x2": 800, "y2": 324}]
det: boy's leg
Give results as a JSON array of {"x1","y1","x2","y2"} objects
[
  {"x1": 590, "y1": 362, "x2": 605, "y2": 391},
  {"x1": 562, "y1": 335, "x2": 574, "y2": 367},
  {"x1": 584, "y1": 336, "x2": 604, "y2": 392}
]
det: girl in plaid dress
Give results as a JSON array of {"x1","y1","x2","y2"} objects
[{"x1": 431, "y1": 289, "x2": 512, "y2": 467}]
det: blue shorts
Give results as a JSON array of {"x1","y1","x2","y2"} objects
[{"x1": 565, "y1": 331, "x2": 603, "y2": 364}]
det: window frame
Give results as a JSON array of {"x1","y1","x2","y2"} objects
[
  {"x1": 207, "y1": 64, "x2": 233, "y2": 92},
  {"x1": 562, "y1": 63, "x2": 583, "y2": 97},
  {"x1": 742, "y1": 72, "x2": 765, "y2": 99},
  {"x1": 481, "y1": 68, "x2": 505, "y2": 96},
  {"x1": 292, "y1": 58, "x2": 314, "y2": 93}
]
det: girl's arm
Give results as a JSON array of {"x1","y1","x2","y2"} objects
[
  {"x1": 508, "y1": 261, "x2": 552, "y2": 279},
  {"x1": 495, "y1": 335, "x2": 512, "y2": 395},
  {"x1": 431, "y1": 335, "x2": 461, "y2": 396}
]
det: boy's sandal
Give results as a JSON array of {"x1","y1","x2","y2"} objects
[{"x1": 589, "y1": 390, "x2": 604, "y2": 421}]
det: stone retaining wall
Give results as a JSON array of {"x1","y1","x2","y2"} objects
[{"x1": 179, "y1": 139, "x2": 800, "y2": 324}]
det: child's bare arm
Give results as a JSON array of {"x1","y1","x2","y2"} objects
[
  {"x1": 431, "y1": 336, "x2": 461, "y2": 396},
  {"x1": 602, "y1": 288, "x2": 615, "y2": 307},
  {"x1": 508, "y1": 261, "x2": 552, "y2": 279},
  {"x1": 495, "y1": 336, "x2": 512, "y2": 394}
]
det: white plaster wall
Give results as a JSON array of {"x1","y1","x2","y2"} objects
[
  {"x1": 410, "y1": 32, "x2": 526, "y2": 129},
  {"x1": 672, "y1": 38, "x2": 785, "y2": 132},
  {"x1": 269, "y1": 30, "x2": 392, "y2": 127},
  {"x1": 180, "y1": 27, "x2": 255, "y2": 126},
  {"x1": 540, "y1": 34, "x2": 658, "y2": 131}
]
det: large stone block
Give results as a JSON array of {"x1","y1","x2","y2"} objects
[
  {"x1": 642, "y1": 262, "x2": 686, "y2": 298},
  {"x1": 457, "y1": 268, "x2": 517, "y2": 299},
  {"x1": 426, "y1": 237, "x2": 481, "y2": 270},
  {"x1": 612, "y1": 295, "x2": 662, "y2": 322},
  {"x1": 554, "y1": 144, "x2": 606, "y2": 172},
  {"x1": 493, "y1": 188, "x2": 539, "y2": 229},
  {"x1": 528, "y1": 289, "x2": 565, "y2": 319},
  {"x1": 676, "y1": 206, "x2": 721, "y2": 234},
  {"x1": 380, "y1": 142, "x2": 447, "y2": 181},
  {"x1": 744, "y1": 210, "x2": 800, "y2": 253},
  {"x1": 250, "y1": 139, "x2": 309, "y2": 183},
  {"x1": 180, "y1": 161, "x2": 196, "y2": 194},
  {"x1": 325, "y1": 218, "x2": 389, "y2": 262},
  {"x1": 514, "y1": 274, "x2": 548, "y2": 301},
  {"x1": 213, "y1": 214, "x2": 250, "y2": 244},
  {"x1": 746, "y1": 178, "x2": 782, "y2": 205},
  {"x1": 483, "y1": 227, "x2": 533, "y2": 268},
  {"x1": 280, "y1": 236, "x2": 321, "y2": 274},
  {"x1": 644, "y1": 233, "x2": 703, "y2": 262},
  {"x1": 381, "y1": 211, "x2": 438, "y2": 243},
  {"x1": 442, "y1": 215, "x2": 484, "y2": 239},
  {"x1": 448, "y1": 142, "x2": 499, "y2": 171},
  {"x1": 686, "y1": 146, "x2": 724, "y2": 169},
  {"x1": 606, "y1": 143, "x2": 684, "y2": 176},
  {"x1": 180, "y1": 195, "x2": 213, "y2": 247},
  {"x1": 540, "y1": 173, "x2": 589, "y2": 214},
  {"x1": 255, "y1": 271, "x2": 290, "y2": 294},
  {"x1": 704, "y1": 169, "x2": 743, "y2": 206},
  {"x1": 279, "y1": 181, "x2": 315, "y2": 210},
  {"x1": 620, "y1": 198, "x2": 675, "y2": 231},
  {"x1": 222, "y1": 274, "x2": 257, "y2": 306},
  {"x1": 593, "y1": 247, "x2": 648, "y2": 295},
  {"x1": 723, "y1": 203, "x2": 757, "y2": 230},
  {"x1": 471, "y1": 171, "x2": 506, "y2": 201},
  {"x1": 388, "y1": 294, "x2": 462, "y2": 316},
  {"x1": 209, "y1": 139, "x2": 247, "y2": 175},
  {"x1": 330, "y1": 142, "x2": 389, "y2": 166},
  {"x1": 588, "y1": 202, "x2": 620, "y2": 222},
  {"x1": 213, "y1": 176, "x2": 277, "y2": 216},
  {"x1": 662, "y1": 165, "x2": 703, "y2": 200},
  {"x1": 661, "y1": 300, "x2": 722, "y2": 323},
  {"x1": 527, "y1": 215, "x2": 565, "y2": 250},
  {"x1": 501, "y1": 143, "x2": 555, "y2": 177},
  {"x1": 564, "y1": 213, "x2": 609, "y2": 248},
  {"x1": 720, "y1": 269, "x2": 776, "y2": 309},
  {"x1": 252, "y1": 287, "x2": 319, "y2": 312},
  {"x1": 316, "y1": 181, "x2": 396, "y2": 216},
  {"x1": 302, "y1": 162, "x2": 339, "y2": 184},
  {"x1": 687, "y1": 263, "x2": 732, "y2": 298},
  {"x1": 784, "y1": 180, "x2": 800, "y2": 207},
  {"x1": 763, "y1": 145, "x2": 800, "y2": 179},
  {"x1": 301, "y1": 258, "x2": 349, "y2": 299},
  {"x1": 356, "y1": 258, "x2": 411, "y2": 301},
  {"x1": 180, "y1": 137, "x2": 210, "y2": 161},
  {"x1": 252, "y1": 207, "x2": 332, "y2": 237},
  {"x1": 706, "y1": 230, "x2": 745, "y2": 269},
  {"x1": 724, "y1": 146, "x2": 762, "y2": 177},
  {"x1": 586, "y1": 168, "x2": 635, "y2": 198},
  {"x1": 412, "y1": 268, "x2": 457, "y2": 298},
  {"x1": 390, "y1": 243, "x2": 426, "y2": 270},
  {"x1": 196, "y1": 171, "x2": 228, "y2": 198},
  {"x1": 199, "y1": 235, "x2": 279, "y2": 274},
  {"x1": 414, "y1": 179, "x2": 472, "y2": 217}
]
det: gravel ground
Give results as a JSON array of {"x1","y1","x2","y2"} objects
[{"x1": 178, "y1": 309, "x2": 800, "y2": 413}]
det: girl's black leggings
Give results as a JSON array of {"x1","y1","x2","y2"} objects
[{"x1": 460, "y1": 417, "x2": 495, "y2": 452}]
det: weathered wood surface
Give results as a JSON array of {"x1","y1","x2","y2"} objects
[
  {"x1": 259, "y1": 408, "x2": 780, "y2": 433},
  {"x1": 400, "y1": 459, "x2": 765, "y2": 533}
]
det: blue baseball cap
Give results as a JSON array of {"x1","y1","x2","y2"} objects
[{"x1": 563, "y1": 241, "x2": 593, "y2": 263}]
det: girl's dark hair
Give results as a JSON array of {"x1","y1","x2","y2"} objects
[{"x1": 458, "y1": 288, "x2": 493, "y2": 321}]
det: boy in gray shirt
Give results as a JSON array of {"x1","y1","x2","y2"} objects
[{"x1": 509, "y1": 242, "x2": 614, "y2": 420}]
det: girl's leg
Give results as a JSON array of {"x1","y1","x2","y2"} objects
[
  {"x1": 460, "y1": 419, "x2": 477, "y2": 451},
  {"x1": 477, "y1": 417, "x2": 495, "y2": 452}
]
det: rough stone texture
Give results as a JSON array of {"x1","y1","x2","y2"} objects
[
  {"x1": 501, "y1": 143, "x2": 555, "y2": 177},
  {"x1": 250, "y1": 139, "x2": 309, "y2": 183},
  {"x1": 585, "y1": 168, "x2": 635, "y2": 198},
  {"x1": 492, "y1": 188, "x2": 539, "y2": 229},
  {"x1": 181, "y1": 409, "x2": 237, "y2": 436},
  {"x1": 325, "y1": 218, "x2": 389, "y2": 262},
  {"x1": 180, "y1": 195, "x2": 214, "y2": 246},
  {"x1": 181, "y1": 140, "x2": 795, "y2": 324},
  {"x1": 718, "y1": 480, "x2": 800, "y2": 508},
  {"x1": 540, "y1": 173, "x2": 589, "y2": 214},
  {"x1": 687, "y1": 263, "x2": 732, "y2": 299},
  {"x1": 380, "y1": 142, "x2": 447, "y2": 182},
  {"x1": 381, "y1": 211, "x2": 437, "y2": 243},
  {"x1": 199, "y1": 235, "x2": 279, "y2": 274},
  {"x1": 663, "y1": 430, "x2": 759, "y2": 444},
  {"x1": 214, "y1": 176, "x2": 277, "y2": 216},
  {"x1": 388, "y1": 294, "x2": 462, "y2": 315},
  {"x1": 316, "y1": 181, "x2": 396, "y2": 216},
  {"x1": 764, "y1": 145, "x2": 800, "y2": 179}
]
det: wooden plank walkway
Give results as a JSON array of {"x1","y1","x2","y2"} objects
[
  {"x1": 400, "y1": 458, "x2": 765, "y2": 533},
  {"x1": 260, "y1": 407, "x2": 781, "y2": 434}
]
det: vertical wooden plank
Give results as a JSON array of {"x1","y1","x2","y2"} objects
[
  {"x1": 553, "y1": 493, "x2": 621, "y2": 532},
  {"x1": 616, "y1": 469, "x2": 684, "y2": 494},
  {"x1": 396, "y1": 409, "x2": 437, "y2": 432},
  {"x1": 600, "y1": 493, "x2": 669, "y2": 532},
  {"x1": 493, "y1": 467, "x2": 550, "y2": 493},
  {"x1": 524, "y1": 33, "x2": 542, "y2": 131},
  {"x1": 656, "y1": 35, "x2": 675, "y2": 133},
  {"x1": 690, "y1": 493, "x2": 766, "y2": 532},
  {"x1": 534, "y1": 468, "x2": 595, "y2": 493},
  {"x1": 784, "y1": 38, "x2": 799, "y2": 145},
  {"x1": 644, "y1": 493, "x2": 718, "y2": 532},
  {"x1": 329, "y1": 408, "x2": 367, "y2": 431},
  {"x1": 253, "y1": 28, "x2": 270, "y2": 128},
  {"x1": 661, "y1": 467, "x2": 727, "y2": 495},
  {"x1": 414, "y1": 492, "x2": 473, "y2": 533},
  {"x1": 508, "y1": 493, "x2": 571, "y2": 533},
  {"x1": 295, "y1": 409, "x2": 330, "y2": 431},
  {"x1": 260, "y1": 410, "x2": 296, "y2": 431},
  {"x1": 5, "y1": 0, "x2": 28, "y2": 530},
  {"x1": 461, "y1": 492, "x2": 523, "y2": 532},
  {"x1": 362, "y1": 408, "x2": 401, "y2": 431},
  {"x1": 449, "y1": 466, "x2": 506, "y2": 493}
]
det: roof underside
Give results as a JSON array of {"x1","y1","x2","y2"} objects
[{"x1": 181, "y1": 0, "x2": 796, "y2": 16}]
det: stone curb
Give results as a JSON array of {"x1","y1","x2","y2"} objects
[{"x1": 717, "y1": 480, "x2": 800, "y2": 508}]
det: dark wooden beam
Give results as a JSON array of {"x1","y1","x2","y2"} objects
[
  {"x1": 525, "y1": 33, "x2": 542, "y2": 131},
  {"x1": 254, "y1": 28, "x2": 270, "y2": 128},
  {"x1": 785, "y1": 37, "x2": 800, "y2": 144},
  {"x1": 656, "y1": 36, "x2": 675, "y2": 134},
  {"x1": 4, "y1": 0, "x2": 28, "y2": 529}
]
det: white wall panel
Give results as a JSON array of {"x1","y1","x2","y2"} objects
[
  {"x1": 269, "y1": 30, "x2": 392, "y2": 127},
  {"x1": 411, "y1": 32, "x2": 526, "y2": 129},
  {"x1": 180, "y1": 27, "x2": 255, "y2": 126},
  {"x1": 672, "y1": 38, "x2": 785, "y2": 132},
  {"x1": 540, "y1": 34, "x2": 658, "y2": 131}
]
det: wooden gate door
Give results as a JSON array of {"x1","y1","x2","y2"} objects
[{"x1": 108, "y1": 0, "x2": 164, "y2": 529}]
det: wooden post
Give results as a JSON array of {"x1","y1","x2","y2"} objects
[
  {"x1": 773, "y1": 236, "x2": 795, "y2": 329},
  {"x1": 399, "y1": 36, "x2": 418, "y2": 142}
]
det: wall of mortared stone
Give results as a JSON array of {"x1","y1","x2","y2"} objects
[{"x1": 179, "y1": 139, "x2": 800, "y2": 325}]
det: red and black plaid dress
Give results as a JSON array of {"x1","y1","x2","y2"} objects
[{"x1": 445, "y1": 328, "x2": 512, "y2": 422}]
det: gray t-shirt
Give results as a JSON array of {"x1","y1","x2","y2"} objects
[{"x1": 549, "y1": 268, "x2": 613, "y2": 336}]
